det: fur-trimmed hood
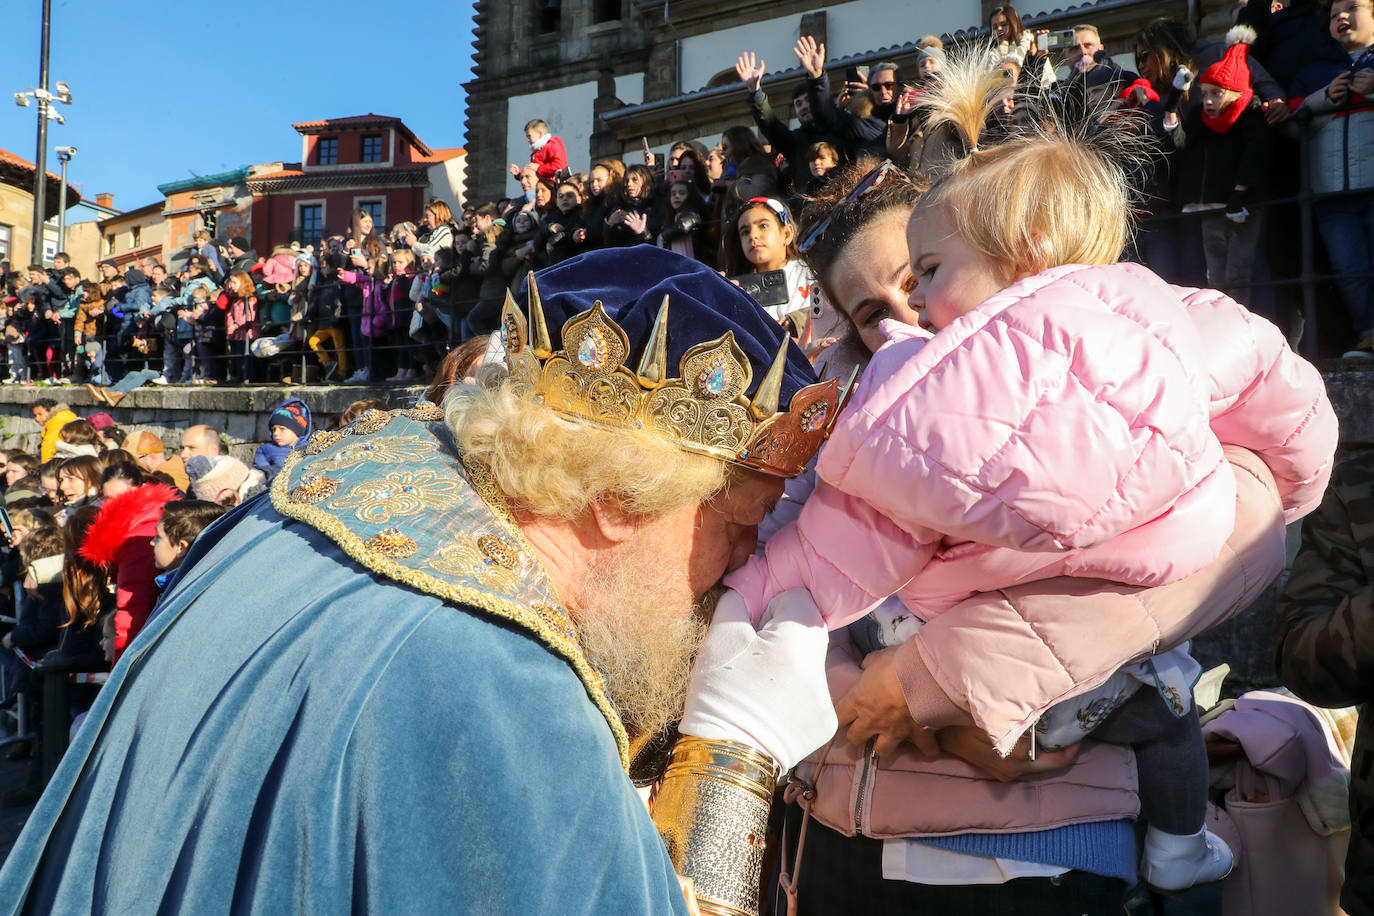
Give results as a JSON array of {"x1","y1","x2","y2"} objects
[{"x1": 79, "y1": 483, "x2": 180, "y2": 568}]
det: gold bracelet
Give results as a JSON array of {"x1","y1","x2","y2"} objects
[{"x1": 651, "y1": 736, "x2": 780, "y2": 916}]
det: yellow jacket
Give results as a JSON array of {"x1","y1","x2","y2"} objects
[{"x1": 40, "y1": 406, "x2": 78, "y2": 463}]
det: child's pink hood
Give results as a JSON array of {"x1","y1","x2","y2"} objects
[{"x1": 727, "y1": 262, "x2": 1335, "y2": 627}]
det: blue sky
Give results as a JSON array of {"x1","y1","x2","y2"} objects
[{"x1": 2, "y1": 0, "x2": 477, "y2": 220}]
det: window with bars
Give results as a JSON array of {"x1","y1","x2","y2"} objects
[
  {"x1": 357, "y1": 200, "x2": 384, "y2": 226},
  {"x1": 361, "y1": 135, "x2": 384, "y2": 163},
  {"x1": 299, "y1": 204, "x2": 323, "y2": 246},
  {"x1": 0, "y1": 224, "x2": 9, "y2": 261},
  {"x1": 318, "y1": 137, "x2": 338, "y2": 165}
]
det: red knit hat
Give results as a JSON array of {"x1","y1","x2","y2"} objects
[{"x1": 1200, "y1": 26, "x2": 1256, "y2": 92}]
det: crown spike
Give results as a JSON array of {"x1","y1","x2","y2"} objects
[
  {"x1": 749, "y1": 336, "x2": 789, "y2": 420},
  {"x1": 636, "y1": 294, "x2": 671, "y2": 388},
  {"x1": 500, "y1": 289, "x2": 527, "y2": 351},
  {"x1": 526, "y1": 272, "x2": 553, "y2": 358},
  {"x1": 824, "y1": 365, "x2": 861, "y2": 434}
]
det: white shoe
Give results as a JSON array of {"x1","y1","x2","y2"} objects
[
  {"x1": 384, "y1": 371, "x2": 405, "y2": 384},
  {"x1": 1140, "y1": 826, "x2": 1234, "y2": 893},
  {"x1": 404, "y1": 368, "x2": 420, "y2": 382},
  {"x1": 152, "y1": 376, "x2": 169, "y2": 385},
  {"x1": 344, "y1": 370, "x2": 371, "y2": 384}
]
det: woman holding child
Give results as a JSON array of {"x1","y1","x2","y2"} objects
[{"x1": 744, "y1": 57, "x2": 1335, "y2": 913}]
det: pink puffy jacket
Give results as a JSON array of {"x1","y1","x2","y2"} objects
[{"x1": 726, "y1": 262, "x2": 1335, "y2": 629}]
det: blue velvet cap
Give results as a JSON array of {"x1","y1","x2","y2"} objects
[{"x1": 515, "y1": 245, "x2": 818, "y2": 406}]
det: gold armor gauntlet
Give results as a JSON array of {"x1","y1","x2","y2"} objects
[{"x1": 651, "y1": 736, "x2": 780, "y2": 916}]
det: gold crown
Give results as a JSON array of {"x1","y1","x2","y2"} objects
[{"x1": 499, "y1": 274, "x2": 855, "y2": 478}]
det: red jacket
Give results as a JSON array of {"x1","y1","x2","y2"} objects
[
  {"x1": 79, "y1": 484, "x2": 181, "y2": 661},
  {"x1": 529, "y1": 135, "x2": 567, "y2": 180}
]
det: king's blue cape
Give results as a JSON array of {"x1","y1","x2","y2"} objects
[{"x1": 0, "y1": 407, "x2": 687, "y2": 914}]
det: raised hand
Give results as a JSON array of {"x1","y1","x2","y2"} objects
[
  {"x1": 735, "y1": 51, "x2": 766, "y2": 92},
  {"x1": 793, "y1": 36, "x2": 826, "y2": 79}
]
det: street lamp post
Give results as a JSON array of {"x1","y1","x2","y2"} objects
[
  {"x1": 12, "y1": 0, "x2": 73, "y2": 265},
  {"x1": 55, "y1": 146, "x2": 76, "y2": 254}
]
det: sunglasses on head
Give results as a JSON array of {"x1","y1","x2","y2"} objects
[{"x1": 798, "y1": 160, "x2": 915, "y2": 253}]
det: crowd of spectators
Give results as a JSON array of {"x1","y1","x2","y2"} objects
[
  {"x1": 0, "y1": 2, "x2": 1369, "y2": 388},
  {"x1": 0, "y1": 373, "x2": 486, "y2": 804}
]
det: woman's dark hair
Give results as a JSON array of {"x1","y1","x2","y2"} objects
[
  {"x1": 988, "y1": 4, "x2": 1025, "y2": 42},
  {"x1": 62, "y1": 504, "x2": 110, "y2": 629},
  {"x1": 721, "y1": 126, "x2": 769, "y2": 166},
  {"x1": 57, "y1": 455, "x2": 102, "y2": 500},
  {"x1": 425, "y1": 337, "x2": 491, "y2": 406},
  {"x1": 623, "y1": 164, "x2": 656, "y2": 201},
  {"x1": 38, "y1": 458, "x2": 63, "y2": 480},
  {"x1": 796, "y1": 163, "x2": 925, "y2": 309},
  {"x1": 58, "y1": 418, "x2": 100, "y2": 448},
  {"x1": 674, "y1": 149, "x2": 712, "y2": 197},
  {"x1": 159, "y1": 499, "x2": 227, "y2": 547},
  {"x1": 1134, "y1": 18, "x2": 1196, "y2": 93},
  {"x1": 100, "y1": 454, "x2": 145, "y2": 490},
  {"x1": 8, "y1": 453, "x2": 38, "y2": 477}
]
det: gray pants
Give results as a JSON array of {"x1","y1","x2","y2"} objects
[{"x1": 1201, "y1": 213, "x2": 1263, "y2": 306}]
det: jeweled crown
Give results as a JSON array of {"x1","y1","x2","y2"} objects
[{"x1": 499, "y1": 274, "x2": 855, "y2": 477}]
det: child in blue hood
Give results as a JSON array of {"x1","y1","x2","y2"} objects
[{"x1": 252, "y1": 398, "x2": 313, "y2": 482}]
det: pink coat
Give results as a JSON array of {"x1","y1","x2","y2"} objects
[
  {"x1": 797, "y1": 447, "x2": 1290, "y2": 837},
  {"x1": 726, "y1": 262, "x2": 1335, "y2": 630}
]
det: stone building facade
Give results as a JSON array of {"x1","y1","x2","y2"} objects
[{"x1": 462, "y1": 0, "x2": 1251, "y2": 204}]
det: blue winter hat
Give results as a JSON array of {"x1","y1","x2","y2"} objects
[
  {"x1": 269, "y1": 403, "x2": 309, "y2": 438},
  {"x1": 514, "y1": 245, "x2": 817, "y2": 406}
]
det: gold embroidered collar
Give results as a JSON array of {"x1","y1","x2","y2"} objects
[{"x1": 270, "y1": 407, "x2": 630, "y2": 769}]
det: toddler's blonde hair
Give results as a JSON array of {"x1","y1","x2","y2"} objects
[{"x1": 914, "y1": 51, "x2": 1145, "y2": 279}]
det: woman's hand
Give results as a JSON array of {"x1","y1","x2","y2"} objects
[
  {"x1": 834, "y1": 647, "x2": 939, "y2": 758},
  {"x1": 573, "y1": 228, "x2": 587, "y2": 243},
  {"x1": 624, "y1": 211, "x2": 649, "y2": 236},
  {"x1": 938, "y1": 726, "x2": 1080, "y2": 782}
]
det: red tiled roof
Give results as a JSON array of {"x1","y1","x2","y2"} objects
[
  {"x1": 251, "y1": 168, "x2": 306, "y2": 181},
  {"x1": 290, "y1": 113, "x2": 435, "y2": 157},
  {"x1": 0, "y1": 146, "x2": 82, "y2": 204},
  {"x1": 419, "y1": 146, "x2": 467, "y2": 164}
]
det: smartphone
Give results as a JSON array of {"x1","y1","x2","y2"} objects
[
  {"x1": 641, "y1": 136, "x2": 651, "y2": 158},
  {"x1": 0, "y1": 506, "x2": 13, "y2": 543},
  {"x1": 349, "y1": 248, "x2": 364, "y2": 259},
  {"x1": 730, "y1": 269, "x2": 790, "y2": 309},
  {"x1": 667, "y1": 168, "x2": 684, "y2": 184},
  {"x1": 1042, "y1": 28, "x2": 1076, "y2": 49},
  {"x1": 844, "y1": 65, "x2": 870, "y2": 85}
]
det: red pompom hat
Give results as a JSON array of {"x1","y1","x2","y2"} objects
[
  {"x1": 1199, "y1": 26, "x2": 1257, "y2": 132},
  {"x1": 1200, "y1": 26, "x2": 1256, "y2": 93}
]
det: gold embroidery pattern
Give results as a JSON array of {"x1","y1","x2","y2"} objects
[
  {"x1": 323, "y1": 434, "x2": 436, "y2": 470},
  {"x1": 477, "y1": 534, "x2": 519, "y2": 569},
  {"x1": 350, "y1": 408, "x2": 396, "y2": 436},
  {"x1": 269, "y1": 418, "x2": 629, "y2": 769},
  {"x1": 364, "y1": 527, "x2": 418, "y2": 559},
  {"x1": 306, "y1": 429, "x2": 345, "y2": 455},
  {"x1": 289, "y1": 474, "x2": 339, "y2": 505},
  {"x1": 406, "y1": 405, "x2": 445, "y2": 422},
  {"x1": 327, "y1": 469, "x2": 465, "y2": 524}
]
